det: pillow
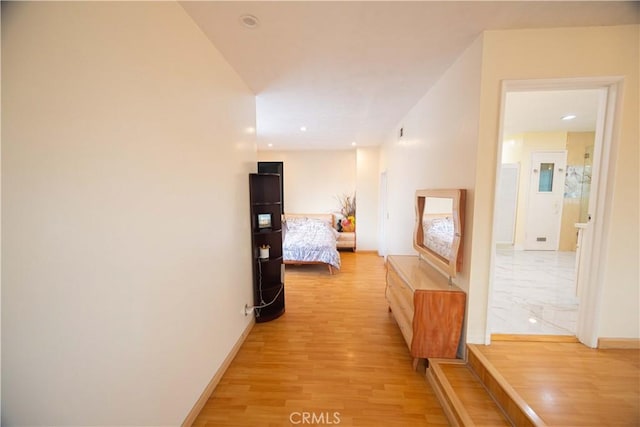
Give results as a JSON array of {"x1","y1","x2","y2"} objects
[
  {"x1": 305, "y1": 218, "x2": 339, "y2": 239},
  {"x1": 331, "y1": 227, "x2": 340, "y2": 239},
  {"x1": 305, "y1": 218, "x2": 330, "y2": 229},
  {"x1": 428, "y1": 216, "x2": 453, "y2": 234},
  {"x1": 285, "y1": 217, "x2": 308, "y2": 231}
]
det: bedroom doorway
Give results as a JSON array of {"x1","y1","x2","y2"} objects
[
  {"x1": 378, "y1": 171, "x2": 388, "y2": 257},
  {"x1": 489, "y1": 78, "x2": 620, "y2": 348}
]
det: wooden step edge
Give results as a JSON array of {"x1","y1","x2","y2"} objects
[
  {"x1": 426, "y1": 359, "x2": 475, "y2": 427},
  {"x1": 491, "y1": 334, "x2": 579, "y2": 343},
  {"x1": 467, "y1": 344, "x2": 547, "y2": 427},
  {"x1": 464, "y1": 359, "x2": 514, "y2": 426}
]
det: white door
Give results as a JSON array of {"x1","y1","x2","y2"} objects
[
  {"x1": 524, "y1": 151, "x2": 567, "y2": 250},
  {"x1": 495, "y1": 163, "x2": 519, "y2": 244}
]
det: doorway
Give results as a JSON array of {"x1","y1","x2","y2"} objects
[
  {"x1": 490, "y1": 85, "x2": 611, "y2": 341},
  {"x1": 378, "y1": 171, "x2": 388, "y2": 257}
]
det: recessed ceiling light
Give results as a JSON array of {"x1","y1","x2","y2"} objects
[
  {"x1": 351, "y1": 141, "x2": 356, "y2": 146},
  {"x1": 239, "y1": 14, "x2": 260, "y2": 29},
  {"x1": 299, "y1": 126, "x2": 307, "y2": 132},
  {"x1": 561, "y1": 114, "x2": 577, "y2": 121},
  {"x1": 528, "y1": 317, "x2": 538, "y2": 324},
  {"x1": 267, "y1": 143, "x2": 273, "y2": 148}
]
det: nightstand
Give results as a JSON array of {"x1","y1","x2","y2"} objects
[{"x1": 337, "y1": 231, "x2": 356, "y2": 251}]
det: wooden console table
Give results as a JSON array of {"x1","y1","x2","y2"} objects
[{"x1": 385, "y1": 255, "x2": 466, "y2": 369}]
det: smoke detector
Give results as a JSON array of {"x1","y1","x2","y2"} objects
[{"x1": 239, "y1": 14, "x2": 260, "y2": 29}]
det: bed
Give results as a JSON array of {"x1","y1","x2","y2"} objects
[
  {"x1": 283, "y1": 213, "x2": 341, "y2": 274},
  {"x1": 422, "y1": 214, "x2": 454, "y2": 260}
]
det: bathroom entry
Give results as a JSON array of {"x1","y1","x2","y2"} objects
[
  {"x1": 524, "y1": 150, "x2": 568, "y2": 250},
  {"x1": 490, "y1": 88, "x2": 603, "y2": 338}
]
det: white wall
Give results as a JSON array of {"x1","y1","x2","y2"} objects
[
  {"x1": 379, "y1": 24, "x2": 640, "y2": 345},
  {"x1": 356, "y1": 147, "x2": 380, "y2": 251},
  {"x1": 474, "y1": 25, "x2": 639, "y2": 341},
  {"x1": 379, "y1": 36, "x2": 483, "y2": 320},
  {"x1": 2, "y1": 2, "x2": 256, "y2": 425},
  {"x1": 258, "y1": 150, "x2": 356, "y2": 216}
]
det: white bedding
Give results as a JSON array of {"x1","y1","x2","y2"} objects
[
  {"x1": 283, "y1": 217, "x2": 341, "y2": 270},
  {"x1": 422, "y1": 216, "x2": 454, "y2": 259}
]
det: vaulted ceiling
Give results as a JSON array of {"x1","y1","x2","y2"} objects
[{"x1": 181, "y1": 1, "x2": 639, "y2": 150}]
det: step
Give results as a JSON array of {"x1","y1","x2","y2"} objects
[
  {"x1": 466, "y1": 345, "x2": 546, "y2": 427},
  {"x1": 427, "y1": 359, "x2": 510, "y2": 427}
]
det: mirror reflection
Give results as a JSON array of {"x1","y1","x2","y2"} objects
[
  {"x1": 414, "y1": 189, "x2": 465, "y2": 278},
  {"x1": 421, "y1": 197, "x2": 454, "y2": 260}
]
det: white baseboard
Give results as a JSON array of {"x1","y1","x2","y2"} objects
[
  {"x1": 182, "y1": 318, "x2": 255, "y2": 426},
  {"x1": 466, "y1": 333, "x2": 488, "y2": 345}
]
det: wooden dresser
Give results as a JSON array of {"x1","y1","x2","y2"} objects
[{"x1": 385, "y1": 255, "x2": 466, "y2": 369}]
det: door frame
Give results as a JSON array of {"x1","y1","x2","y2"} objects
[
  {"x1": 378, "y1": 170, "x2": 388, "y2": 258},
  {"x1": 488, "y1": 77, "x2": 621, "y2": 347}
]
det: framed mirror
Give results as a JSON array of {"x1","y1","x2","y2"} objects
[{"x1": 414, "y1": 189, "x2": 466, "y2": 278}]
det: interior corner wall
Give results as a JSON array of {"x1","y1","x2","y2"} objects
[
  {"x1": 257, "y1": 150, "x2": 356, "y2": 216},
  {"x1": 379, "y1": 35, "x2": 483, "y2": 311},
  {"x1": 473, "y1": 25, "x2": 639, "y2": 342},
  {"x1": 355, "y1": 147, "x2": 380, "y2": 251},
  {"x1": 2, "y1": 2, "x2": 257, "y2": 425}
]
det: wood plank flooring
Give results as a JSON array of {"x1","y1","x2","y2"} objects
[
  {"x1": 438, "y1": 363, "x2": 511, "y2": 426},
  {"x1": 192, "y1": 252, "x2": 448, "y2": 426},
  {"x1": 474, "y1": 341, "x2": 640, "y2": 426}
]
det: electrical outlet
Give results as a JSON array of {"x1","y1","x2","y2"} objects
[{"x1": 244, "y1": 304, "x2": 254, "y2": 316}]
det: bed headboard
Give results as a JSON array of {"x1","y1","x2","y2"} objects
[{"x1": 284, "y1": 213, "x2": 335, "y2": 228}]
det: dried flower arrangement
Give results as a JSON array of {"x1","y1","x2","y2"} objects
[
  {"x1": 336, "y1": 193, "x2": 356, "y2": 232},
  {"x1": 337, "y1": 193, "x2": 356, "y2": 217}
]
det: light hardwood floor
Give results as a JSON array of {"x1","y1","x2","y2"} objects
[
  {"x1": 437, "y1": 363, "x2": 511, "y2": 426},
  {"x1": 192, "y1": 252, "x2": 448, "y2": 426},
  {"x1": 475, "y1": 341, "x2": 640, "y2": 426}
]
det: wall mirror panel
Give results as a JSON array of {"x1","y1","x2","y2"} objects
[{"x1": 414, "y1": 189, "x2": 466, "y2": 278}]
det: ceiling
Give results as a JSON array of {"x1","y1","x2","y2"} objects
[
  {"x1": 504, "y1": 89, "x2": 601, "y2": 135},
  {"x1": 180, "y1": 1, "x2": 638, "y2": 151}
]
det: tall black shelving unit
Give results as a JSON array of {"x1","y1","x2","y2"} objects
[
  {"x1": 257, "y1": 161, "x2": 284, "y2": 213},
  {"x1": 249, "y1": 173, "x2": 285, "y2": 322}
]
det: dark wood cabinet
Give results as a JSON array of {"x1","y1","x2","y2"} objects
[
  {"x1": 249, "y1": 173, "x2": 285, "y2": 322},
  {"x1": 257, "y1": 161, "x2": 284, "y2": 212}
]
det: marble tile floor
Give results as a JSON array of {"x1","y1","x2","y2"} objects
[{"x1": 490, "y1": 248, "x2": 579, "y2": 335}]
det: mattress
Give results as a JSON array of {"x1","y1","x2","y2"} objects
[{"x1": 283, "y1": 217, "x2": 341, "y2": 269}]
